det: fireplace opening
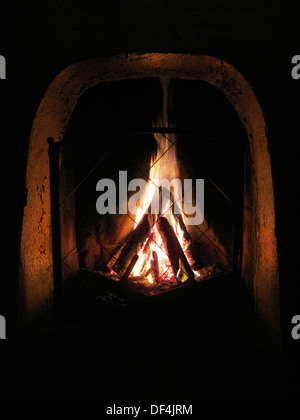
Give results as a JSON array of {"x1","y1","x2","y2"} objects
[
  {"x1": 20, "y1": 54, "x2": 280, "y2": 348},
  {"x1": 51, "y1": 76, "x2": 246, "y2": 314}
]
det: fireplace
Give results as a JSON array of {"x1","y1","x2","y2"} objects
[
  {"x1": 19, "y1": 53, "x2": 280, "y2": 351},
  {"x1": 51, "y1": 76, "x2": 240, "y2": 307}
]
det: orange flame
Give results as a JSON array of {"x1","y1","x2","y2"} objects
[{"x1": 131, "y1": 79, "x2": 197, "y2": 283}]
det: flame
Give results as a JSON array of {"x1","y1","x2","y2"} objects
[{"x1": 130, "y1": 79, "x2": 197, "y2": 283}]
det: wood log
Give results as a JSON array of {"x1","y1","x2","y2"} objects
[
  {"x1": 168, "y1": 189, "x2": 192, "y2": 243},
  {"x1": 167, "y1": 188, "x2": 193, "y2": 245},
  {"x1": 140, "y1": 239, "x2": 151, "y2": 276},
  {"x1": 171, "y1": 199, "x2": 198, "y2": 268},
  {"x1": 145, "y1": 250, "x2": 160, "y2": 283},
  {"x1": 120, "y1": 254, "x2": 139, "y2": 282},
  {"x1": 156, "y1": 216, "x2": 194, "y2": 281},
  {"x1": 151, "y1": 250, "x2": 160, "y2": 282},
  {"x1": 111, "y1": 212, "x2": 152, "y2": 276},
  {"x1": 160, "y1": 184, "x2": 197, "y2": 269},
  {"x1": 174, "y1": 212, "x2": 191, "y2": 242},
  {"x1": 107, "y1": 242, "x2": 125, "y2": 270}
]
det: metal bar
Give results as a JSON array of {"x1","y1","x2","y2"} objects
[
  {"x1": 47, "y1": 137, "x2": 63, "y2": 318},
  {"x1": 206, "y1": 175, "x2": 232, "y2": 204},
  {"x1": 61, "y1": 128, "x2": 232, "y2": 144},
  {"x1": 94, "y1": 127, "x2": 232, "y2": 142}
]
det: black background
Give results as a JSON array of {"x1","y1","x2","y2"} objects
[{"x1": 1, "y1": 0, "x2": 300, "y2": 400}]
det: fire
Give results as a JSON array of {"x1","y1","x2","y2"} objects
[
  {"x1": 131, "y1": 134, "x2": 190, "y2": 283},
  {"x1": 130, "y1": 79, "x2": 197, "y2": 284},
  {"x1": 108, "y1": 79, "x2": 199, "y2": 285}
]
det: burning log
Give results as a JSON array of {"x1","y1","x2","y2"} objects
[
  {"x1": 111, "y1": 212, "x2": 152, "y2": 276},
  {"x1": 107, "y1": 242, "x2": 125, "y2": 270},
  {"x1": 171, "y1": 202, "x2": 197, "y2": 269},
  {"x1": 120, "y1": 254, "x2": 139, "y2": 282},
  {"x1": 151, "y1": 250, "x2": 160, "y2": 282},
  {"x1": 174, "y1": 211, "x2": 190, "y2": 242},
  {"x1": 140, "y1": 239, "x2": 151, "y2": 276},
  {"x1": 166, "y1": 189, "x2": 196, "y2": 262},
  {"x1": 145, "y1": 250, "x2": 160, "y2": 283},
  {"x1": 156, "y1": 216, "x2": 194, "y2": 282}
]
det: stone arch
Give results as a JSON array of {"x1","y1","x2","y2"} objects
[{"x1": 19, "y1": 53, "x2": 280, "y2": 347}]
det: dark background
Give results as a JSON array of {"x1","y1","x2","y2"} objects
[{"x1": 1, "y1": 0, "x2": 300, "y2": 399}]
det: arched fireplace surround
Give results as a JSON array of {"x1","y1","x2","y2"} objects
[{"x1": 19, "y1": 53, "x2": 280, "y2": 349}]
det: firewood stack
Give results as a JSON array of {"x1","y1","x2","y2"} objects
[{"x1": 107, "y1": 198, "x2": 196, "y2": 285}]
